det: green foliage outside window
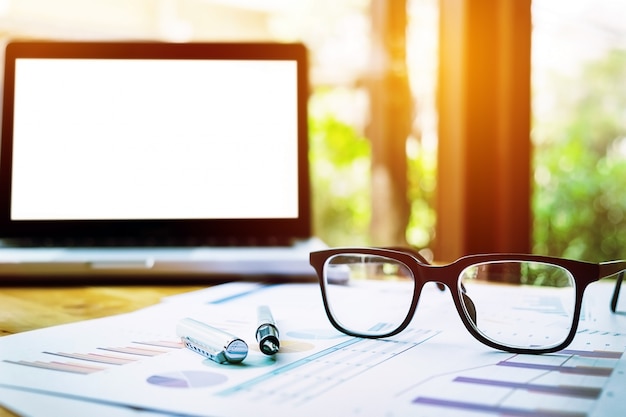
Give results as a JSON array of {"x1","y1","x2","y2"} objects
[
  {"x1": 309, "y1": 87, "x2": 437, "y2": 249},
  {"x1": 533, "y1": 49, "x2": 626, "y2": 262},
  {"x1": 309, "y1": 88, "x2": 371, "y2": 246},
  {"x1": 406, "y1": 137, "x2": 437, "y2": 250},
  {"x1": 310, "y1": 50, "x2": 625, "y2": 262}
]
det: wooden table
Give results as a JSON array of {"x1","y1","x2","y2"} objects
[{"x1": 0, "y1": 285, "x2": 206, "y2": 417}]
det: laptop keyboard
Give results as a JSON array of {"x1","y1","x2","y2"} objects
[{"x1": 0, "y1": 236, "x2": 295, "y2": 248}]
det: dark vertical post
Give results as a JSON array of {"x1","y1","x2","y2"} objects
[{"x1": 435, "y1": 0, "x2": 532, "y2": 261}]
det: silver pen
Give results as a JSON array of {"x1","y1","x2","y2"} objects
[
  {"x1": 256, "y1": 305, "x2": 280, "y2": 355},
  {"x1": 177, "y1": 317, "x2": 248, "y2": 364}
]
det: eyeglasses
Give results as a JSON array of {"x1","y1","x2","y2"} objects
[{"x1": 309, "y1": 248, "x2": 625, "y2": 354}]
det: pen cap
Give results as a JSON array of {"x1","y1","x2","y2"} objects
[
  {"x1": 223, "y1": 339, "x2": 248, "y2": 363},
  {"x1": 177, "y1": 318, "x2": 248, "y2": 363}
]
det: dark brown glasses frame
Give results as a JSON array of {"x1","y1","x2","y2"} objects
[{"x1": 310, "y1": 248, "x2": 626, "y2": 354}]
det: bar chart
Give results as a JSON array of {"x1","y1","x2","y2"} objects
[
  {"x1": 400, "y1": 328, "x2": 626, "y2": 417},
  {"x1": 3, "y1": 340, "x2": 182, "y2": 375}
]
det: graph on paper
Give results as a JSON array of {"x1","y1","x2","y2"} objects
[
  {"x1": 218, "y1": 327, "x2": 439, "y2": 405},
  {"x1": 1, "y1": 282, "x2": 624, "y2": 417},
  {"x1": 397, "y1": 328, "x2": 626, "y2": 417},
  {"x1": 3, "y1": 340, "x2": 182, "y2": 374}
]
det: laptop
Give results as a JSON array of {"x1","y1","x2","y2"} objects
[{"x1": 0, "y1": 40, "x2": 324, "y2": 284}]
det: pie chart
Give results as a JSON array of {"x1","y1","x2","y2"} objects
[{"x1": 147, "y1": 370, "x2": 227, "y2": 388}]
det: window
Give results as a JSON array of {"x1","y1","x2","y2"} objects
[
  {"x1": 2, "y1": 1, "x2": 621, "y2": 263},
  {"x1": 532, "y1": 0, "x2": 626, "y2": 262}
]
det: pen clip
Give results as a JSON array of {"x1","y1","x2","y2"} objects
[{"x1": 181, "y1": 336, "x2": 230, "y2": 363}]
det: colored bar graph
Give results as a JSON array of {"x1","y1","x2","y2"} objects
[
  {"x1": 4, "y1": 360, "x2": 105, "y2": 374},
  {"x1": 133, "y1": 340, "x2": 183, "y2": 349},
  {"x1": 453, "y1": 376, "x2": 602, "y2": 399},
  {"x1": 3, "y1": 340, "x2": 182, "y2": 375},
  {"x1": 44, "y1": 351, "x2": 137, "y2": 365},
  {"x1": 98, "y1": 346, "x2": 167, "y2": 356},
  {"x1": 497, "y1": 360, "x2": 613, "y2": 376},
  {"x1": 413, "y1": 397, "x2": 588, "y2": 417},
  {"x1": 557, "y1": 349, "x2": 622, "y2": 359},
  {"x1": 409, "y1": 344, "x2": 623, "y2": 416}
]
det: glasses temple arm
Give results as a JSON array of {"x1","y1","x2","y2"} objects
[
  {"x1": 599, "y1": 261, "x2": 626, "y2": 313},
  {"x1": 610, "y1": 271, "x2": 624, "y2": 313}
]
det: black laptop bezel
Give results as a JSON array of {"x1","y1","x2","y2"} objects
[{"x1": 0, "y1": 40, "x2": 311, "y2": 243}]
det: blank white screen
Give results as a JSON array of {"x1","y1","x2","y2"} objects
[{"x1": 11, "y1": 58, "x2": 299, "y2": 220}]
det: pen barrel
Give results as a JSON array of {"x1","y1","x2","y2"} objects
[
  {"x1": 256, "y1": 305, "x2": 280, "y2": 355},
  {"x1": 257, "y1": 305, "x2": 276, "y2": 327}
]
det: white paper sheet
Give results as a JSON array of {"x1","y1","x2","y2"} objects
[{"x1": 0, "y1": 281, "x2": 624, "y2": 417}]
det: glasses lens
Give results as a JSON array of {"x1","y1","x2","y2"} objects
[
  {"x1": 322, "y1": 253, "x2": 415, "y2": 336},
  {"x1": 459, "y1": 261, "x2": 576, "y2": 350}
]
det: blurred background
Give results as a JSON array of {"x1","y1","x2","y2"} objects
[{"x1": 0, "y1": 0, "x2": 623, "y2": 263}]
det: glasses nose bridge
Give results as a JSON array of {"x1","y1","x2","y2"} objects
[{"x1": 411, "y1": 262, "x2": 456, "y2": 288}]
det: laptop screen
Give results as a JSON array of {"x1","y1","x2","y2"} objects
[
  {"x1": 12, "y1": 58, "x2": 298, "y2": 221},
  {"x1": 0, "y1": 41, "x2": 310, "y2": 241}
]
